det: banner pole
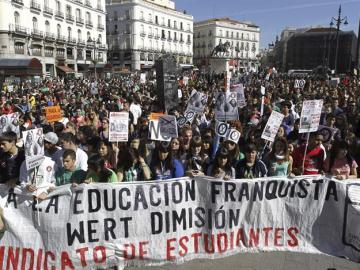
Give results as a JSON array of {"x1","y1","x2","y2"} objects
[
  {"x1": 301, "y1": 132, "x2": 310, "y2": 175},
  {"x1": 260, "y1": 141, "x2": 269, "y2": 159}
]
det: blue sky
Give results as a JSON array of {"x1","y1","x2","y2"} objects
[{"x1": 174, "y1": 0, "x2": 360, "y2": 48}]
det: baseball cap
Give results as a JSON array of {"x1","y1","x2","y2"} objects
[{"x1": 44, "y1": 132, "x2": 58, "y2": 145}]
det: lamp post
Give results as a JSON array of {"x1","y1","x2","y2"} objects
[
  {"x1": 87, "y1": 37, "x2": 101, "y2": 79},
  {"x1": 330, "y1": 5, "x2": 348, "y2": 74}
]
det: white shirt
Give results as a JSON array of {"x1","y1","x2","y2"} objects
[
  {"x1": 19, "y1": 156, "x2": 56, "y2": 196},
  {"x1": 53, "y1": 147, "x2": 88, "y2": 171},
  {"x1": 130, "y1": 103, "x2": 142, "y2": 125}
]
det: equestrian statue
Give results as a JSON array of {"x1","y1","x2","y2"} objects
[{"x1": 211, "y1": 41, "x2": 231, "y2": 57}]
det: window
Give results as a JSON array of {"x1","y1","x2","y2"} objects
[
  {"x1": 148, "y1": 13, "x2": 152, "y2": 22},
  {"x1": 45, "y1": 21, "x2": 50, "y2": 33},
  {"x1": 219, "y1": 30, "x2": 222, "y2": 37},
  {"x1": 57, "y1": 24, "x2": 61, "y2": 37},
  {"x1": 180, "y1": 22, "x2": 183, "y2": 30},
  {"x1": 187, "y1": 23, "x2": 190, "y2": 31},
  {"x1": 98, "y1": 34, "x2": 102, "y2": 44},
  {"x1": 87, "y1": 31, "x2": 91, "y2": 41},
  {"x1": 98, "y1": 15, "x2": 101, "y2": 25},
  {"x1": 236, "y1": 32, "x2": 239, "y2": 39},
  {"x1": 161, "y1": 30, "x2": 165, "y2": 39},
  {"x1": 149, "y1": 26, "x2": 152, "y2": 35},
  {"x1": 174, "y1": 21, "x2": 177, "y2": 29},
  {"x1": 56, "y1": 1, "x2": 60, "y2": 11},
  {"x1": 155, "y1": 16, "x2": 158, "y2": 24},
  {"x1": 226, "y1": 31, "x2": 229, "y2": 37},
  {"x1": 140, "y1": 11, "x2": 144, "y2": 20},
  {"x1": 77, "y1": 29, "x2": 81, "y2": 41},
  {"x1": 168, "y1": 31, "x2": 170, "y2": 39},
  {"x1": 14, "y1": 12, "x2": 20, "y2": 25},
  {"x1": 125, "y1": 10, "x2": 130, "y2": 20},
  {"x1": 113, "y1": 11, "x2": 118, "y2": 20},
  {"x1": 76, "y1": 9, "x2": 81, "y2": 19},
  {"x1": 66, "y1": 5, "x2": 71, "y2": 16},
  {"x1": 209, "y1": 30, "x2": 212, "y2": 36},
  {"x1": 32, "y1": 17, "x2": 38, "y2": 30},
  {"x1": 125, "y1": 24, "x2": 130, "y2": 34},
  {"x1": 231, "y1": 32, "x2": 233, "y2": 38},
  {"x1": 67, "y1": 27, "x2": 71, "y2": 39},
  {"x1": 44, "y1": 0, "x2": 49, "y2": 7},
  {"x1": 174, "y1": 32, "x2": 177, "y2": 40},
  {"x1": 86, "y1": 12, "x2": 90, "y2": 22},
  {"x1": 168, "y1": 19, "x2": 171, "y2": 27}
]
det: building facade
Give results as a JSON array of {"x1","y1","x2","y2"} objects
[
  {"x1": 106, "y1": 0, "x2": 193, "y2": 71},
  {"x1": 193, "y1": 18, "x2": 260, "y2": 73},
  {"x1": 0, "y1": 0, "x2": 107, "y2": 77}
]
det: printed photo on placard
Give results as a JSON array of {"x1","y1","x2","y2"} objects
[
  {"x1": 23, "y1": 128, "x2": 45, "y2": 170},
  {"x1": 109, "y1": 112, "x2": 129, "y2": 142},
  {"x1": 186, "y1": 90, "x2": 208, "y2": 113},
  {"x1": 215, "y1": 120, "x2": 230, "y2": 138},
  {"x1": 215, "y1": 92, "x2": 238, "y2": 121},
  {"x1": 0, "y1": 113, "x2": 20, "y2": 136},
  {"x1": 261, "y1": 111, "x2": 285, "y2": 142},
  {"x1": 159, "y1": 115, "x2": 178, "y2": 138},
  {"x1": 230, "y1": 84, "x2": 246, "y2": 108},
  {"x1": 299, "y1": 100, "x2": 323, "y2": 133}
]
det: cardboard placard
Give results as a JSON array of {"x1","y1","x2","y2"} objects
[
  {"x1": 45, "y1": 106, "x2": 61, "y2": 123},
  {"x1": 109, "y1": 112, "x2": 129, "y2": 142}
]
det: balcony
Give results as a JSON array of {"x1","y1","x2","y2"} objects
[
  {"x1": 66, "y1": 14, "x2": 74, "y2": 22},
  {"x1": 99, "y1": 44, "x2": 106, "y2": 50},
  {"x1": 55, "y1": 10, "x2": 64, "y2": 19},
  {"x1": 86, "y1": 56, "x2": 92, "y2": 61},
  {"x1": 12, "y1": 0, "x2": 23, "y2": 6},
  {"x1": 77, "y1": 39, "x2": 85, "y2": 46},
  {"x1": 139, "y1": 17, "x2": 145, "y2": 22},
  {"x1": 97, "y1": 24, "x2": 104, "y2": 30},
  {"x1": 180, "y1": 39, "x2": 184, "y2": 43},
  {"x1": 97, "y1": 5, "x2": 103, "y2": 11},
  {"x1": 12, "y1": 24, "x2": 28, "y2": 36},
  {"x1": 32, "y1": 50, "x2": 42, "y2": 56},
  {"x1": 45, "y1": 32, "x2": 55, "y2": 41},
  {"x1": 140, "y1": 31, "x2": 146, "y2": 37},
  {"x1": 68, "y1": 37, "x2": 76, "y2": 44},
  {"x1": 77, "y1": 53, "x2": 84, "y2": 60},
  {"x1": 56, "y1": 35, "x2": 66, "y2": 43},
  {"x1": 30, "y1": 1, "x2": 41, "y2": 12},
  {"x1": 186, "y1": 40, "x2": 191, "y2": 45},
  {"x1": 85, "y1": 21, "x2": 93, "y2": 28},
  {"x1": 45, "y1": 51, "x2": 53, "y2": 57},
  {"x1": 173, "y1": 38, "x2": 178, "y2": 42},
  {"x1": 67, "y1": 54, "x2": 74, "y2": 60},
  {"x1": 85, "y1": 0, "x2": 91, "y2": 7},
  {"x1": 56, "y1": 53, "x2": 65, "y2": 60},
  {"x1": 167, "y1": 37, "x2": 172, "y2": 42},
  {"x1": 32, "y1": 29, "x2": 43, "y2": 39},
  {"x1": 148, "y1": 33, "x2": 153, "y2": 38},
  {"x1": 76, "y1": 17, "x2": 84, "y2": 25},
  {"x1": 161, "y1": 36, "x2": 166, "y2": 40},
  {"x1": 15, "y1": 47, "x2": 24, "y2": 54},
  {"x1": 74, "y1": 0, "x2": 82, "y2": 4},
  {"x1": 97, "y1": 57, "x2": 103, "y2": 62},
  {"x1": 86, "y1": 41, "x2": 94, "y2": 48},
  {"x1": 113, "y1": 16, "x2": 118, "y2": 21},
  {"x1": 43, "y1": 6, "x2": 53, "y2": 15}
]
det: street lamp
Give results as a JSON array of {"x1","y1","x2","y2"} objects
[
  {"x1": 330, "y1": 5, "x2": 348, "y2": 74},
  {"x1": 87, "y1": 37, "x2": 101, "y2": 79}
]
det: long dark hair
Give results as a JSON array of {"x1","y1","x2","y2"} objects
[
  {"x1": 328, "y1": 140, "x2": 353, "y2": 173},
  {"x1": 210, "y1": 147, "x2": 232, "y2": 176},
  {"x1": 121, "y1": 147, "x2": 139, "y2": 171},
  {"x1": 151, "y1": 146, "x2": 174, "y2": 173},
  {"x1": 87, "y1": 154, "x2": 112, "y2": 183}
]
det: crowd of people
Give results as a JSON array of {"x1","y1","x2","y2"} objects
[{"x1": 0, "y1": 70, "x2": 359, "y2": 198}]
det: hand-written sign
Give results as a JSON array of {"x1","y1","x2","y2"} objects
[{"x1": 45, "y1": 106, "x2": 61, "y2": 123}]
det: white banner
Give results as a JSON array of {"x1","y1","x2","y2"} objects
[
  {"x1": 109, "y1": 112, "x2": 129, "y2": 142},
  {"x1": 299, "y1": 100, "x2": 323, "y2": 133},
  {"x1": 0, "y1": 176, "x2": 360, "y2": 269},
  {"x1": 22, "y1": 128, "x2": 44, "y2": 170},
  {"x1": 187, "y1": 90, "x2": 208, "y2": 114},
  {"x1": 261, "y1": 111, "x2": 285, "y2": 142},
  {"x1": 215, "y1": 92, "x2": 238, "y2": 121}
]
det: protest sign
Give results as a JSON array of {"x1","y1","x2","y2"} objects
[
  {"x1": 0, "y1": 112, "x2": 20, "y2": 136},
  {"x1": 317, "y1": 125, "x2": 337, "y2": 145},
  {"x1": 177, "y1": 116, "x2": 187, "y2": 128},
  {"x1": 299, "y1": 100, "x2": 323, "y2": 133},
  {"x1": 0, "y1": 176, "x2": 360, "y2": 269},
  {"x1": 23, "y1": 128, "x2": 45, "y2": 170},
  {"x1": 159, "y1": 115, "x2": 178, "y2": 138},
  {"x1": 261, "y1": 111, "x2": 285, "y2": 142},
  {"x1": 186, "y1": 90, "x2": 208, "y2": 113},
  {"x1": 45, "y1": 105, "x2": 61, "y2": 123},
  {"x1": 225, "y1": 129, "x2": 241, "y2": 144},
  {"x1": 215, "y1": 92, "x2": 238, "y2": 121},
  {"x1": 149, "y1": 119, "x2": 171, "y2": 141},
  {"x1": 140, "y1": 73, "x2": 146, "y2": 84},
  {"x1": 294, "y1": 79, "x2": 306, "y2": 89},
  {"x1": 149, "y1": 112, "x2": 164, "y2": 120},
  {"x1": 184, "y1": 110, "x2": 196, "y2": 124},
  {"x1": 215, "y1": 120, "x2": 230, "y2": 137},
  {"x1": 109, "y1": 112, "x2": 129, "y2": 142},
  {"x1": 183, "y1": 76, "x2": 189, "y2": 86},
  {"x1": 230, "y1": 84, "x2": 246, "y2": 108}
]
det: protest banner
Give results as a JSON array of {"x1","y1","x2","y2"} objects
[
  {"x1": 261, "y1": 111, "x2": 285, "y2": 142},
  {"x1": 225, "y1": 129, "x2": 241, "y2": 144},
  {"x1": 23, "y1": 128, "x2": 45, "y2": 170},
  {"x1": 159, "y1": 115, "x2": 178, "y2": 138},
  {"x1": 0, "y1": 176, "x2": 359, "y2": 269},
  {"x1": 299, "y1": 100, "x2": 323, "y2": 133},
  {"x1": 230, "y1": 84, "x2": 246, "y2": 108},
  {"x1": 186, "y1": 90, "x2": 208, "y2": 113},
  {"x1": 215, "y1": 92, "x2": 238, "y2": 121},
  {"x1": 215, "y1": 120, "x2": 230, "y2": 137},
  {"x1": 109, "y1": 112, "x2": 129, "y2": 142},
  {"x1": 45, "y1": 105, "x2": 61, "y2": 123},
  {"x1": 0, "y1": 112, "x2": 20, "y2": 136},
  {"x1": 294, "y1": 79, "x2": 306, "y2": 89}
]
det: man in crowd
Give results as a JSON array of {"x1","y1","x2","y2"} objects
[{"x1": 55, "y1": 149, "x2": 87, "y2": 186}]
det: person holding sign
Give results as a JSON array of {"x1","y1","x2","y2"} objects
[
  {"x1": 150, "y1": 142, "x2": 184, "y2": 180},
  {"x1": 264, "y1": 137, "x2": 294, "y2": 177},
  {"x1": 207, "y1": 147, "x2": 235, "y2": 180},
  {"x1": 292, "y1": 133, "x2": 325, "y2": 175},
  {"x1": 324, "y1": 140, "x2": 358, "y2": 180}
]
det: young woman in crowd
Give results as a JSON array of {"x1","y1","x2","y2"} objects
[
  {"x1": 206, "y1": 147, "x2": 235, "y2": 180},
  {"x1": 85, "y1": 154, "x2": 118, "y2": 183},
  {"x1": 150, "y1": 142, "x2": 184, "y2": 180},
  {"x1": 117, "y1": 147, "x2": 151, "y2": 182},
  {"x1": 99, "y1": 117, "x2": 109, "y2": 141},
  {"x1": 97, "y1": 140, "x2": 117, "y2": 170},
  {"x1": 265, "y1": 137, "x2": 293, "y2": 177},
  {"x1": 184, "y1": 136, "x2": 209, "y2": 177}
]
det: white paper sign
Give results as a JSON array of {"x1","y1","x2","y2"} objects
[
  {"x1": 184, "y1": 110, "x2": 196, "y2": 124},
  {"x1": 140, "y1": 73, "x2": 146, "y2": 84},
  {"x1": 215, "y1": 120, "x2": 230, "y2": 137},
  {"x1": 187, "y1": 90, "x2": 208, "y2": 113},
  {"x1": 0, "y1": 112, "x2": 20, "y2": 136},
  {"x1": 22, "y1": 128, "x2": 45, "y2": 170},
  {"x1": 109, "y1": 112, "x2": 129, "y2": 142},
  {"x1": 260, "y1": 86, "x2": 266, "y2": 95},
  {"x1": 159, "y1": 115, "x2": 178, "y2": 138},
  {"x1": 225, "y1": 129, "x2": 241, "y2": 144},
  {"x1": 231, "y1": 84, "x2": 246, "y2": 108},
  {"x1": 261, "y1": 111, "x2": 285, "y2": 142},
  {"x1": 294, "y1": 79, "x2": 306, "y2": 89},
  {"x1": 215, "y1": 92, "x2": 238, "y2": 121},
  {"x1": 299, "y1": 100, "x2": 323, "y2": 133},
  {"x1": 183, "y1": 76, "x2": 189, "y2": 86},
  {"x1": 317, "y1": 125, "x2": 337, "y2": 145}
]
